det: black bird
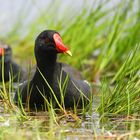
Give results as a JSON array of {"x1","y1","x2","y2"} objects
[
  {"x1": 0, "y1": 41, "x2": 24, "y2": 83},
  {"x1": 14, "y1": 30, "x2": 91, "y2": 110}
]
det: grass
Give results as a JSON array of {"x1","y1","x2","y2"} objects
[
  {"x1": 98, "y1": 45, "x2": 140, "y2": 115},
  {"x1": 0, "y1": 0, "x2": 140, "y2": 139}
]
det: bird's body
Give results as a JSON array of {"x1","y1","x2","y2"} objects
[
  {"x1": 0, "y1": 61, "x2": 21, "y2": 82},
  {"x1": 14, "y1": 30, "x2": 91, "y2": 110}
]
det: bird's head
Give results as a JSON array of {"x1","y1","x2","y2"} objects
[
  {"x1": 35, "y1": 30, "x2": 72, "y2": 57},
  {"x1": 0, "y1": 41, "x2": 12, "y2": 62}
]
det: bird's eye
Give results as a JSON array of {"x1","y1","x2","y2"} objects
[{"x1": 45, "y1": 38, "x2": 50, "y2": 43}]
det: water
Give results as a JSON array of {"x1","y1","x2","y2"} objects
[{"x1": 0, "y1": 88, "x2": 140, "y2": 139}]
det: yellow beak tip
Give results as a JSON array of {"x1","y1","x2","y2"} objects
[{"x1": 65, "y1": 50, "x2": 72, "y2": 56}]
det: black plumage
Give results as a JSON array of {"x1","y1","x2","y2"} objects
[{"x1": 14, "y1": 30, "x2": 91, "y2": 110}]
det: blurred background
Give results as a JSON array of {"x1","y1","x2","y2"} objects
[
  {"x1": 0, "y1": 0, "x2": 88, "y2": 34},
  {"x1": 0, "y1": 0, "x2": 121, "y2": 36}
]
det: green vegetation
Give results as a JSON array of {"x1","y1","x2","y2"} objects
[{"x1": 0, "y1": 0, "x2": 140, "y2": 139}]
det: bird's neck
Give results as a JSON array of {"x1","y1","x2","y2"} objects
[
  {"x1": 34, "y1": 51, "x2": 57, "y2": 82},
  {"x1": 0, "y1": 61, "x2": 11, "y2": 81},
  {"x1": 36, "y1": 51, "x2": 57, "y2": 71},
  {"x1": 0, "y1": 60, "x2": 11, "y2": 68}
]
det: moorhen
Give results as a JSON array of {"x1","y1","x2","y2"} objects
[
  {"x1": 14, "y1": 30, "x2": 91, "y2": 110},
  {"x1": 0, "y1": 41, "x2": 24, "y2": 83}
]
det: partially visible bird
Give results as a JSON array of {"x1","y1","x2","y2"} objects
[
  {"x1": 0, "y1": 41, "x2": 25, "y2": 83},
  {"x1": 14, "y1": 30, "x2": 92, "y2": 110}
]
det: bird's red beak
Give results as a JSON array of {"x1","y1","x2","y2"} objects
[
  {"x1": 53, "y1": 33, "x2": 72, "y2": 56},
  {"x1": 0, "y1": 48, "x2": 4, "y2": 56}
]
